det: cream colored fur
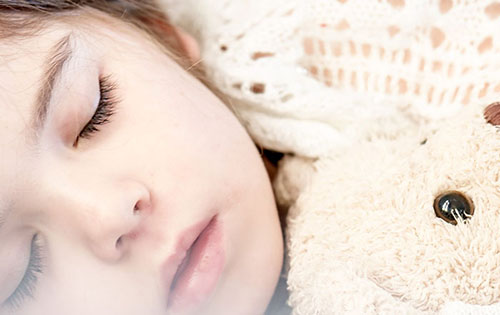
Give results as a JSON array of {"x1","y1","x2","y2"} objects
[{"x1": 276, "y1": 106, "x2": 500, "y2": 314}]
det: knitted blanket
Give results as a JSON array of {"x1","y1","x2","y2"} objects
[{"x1": 160, "y1": 0, "x2": 500, "y2": 157}]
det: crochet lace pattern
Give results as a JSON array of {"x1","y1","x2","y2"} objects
[{"x1": 161, "y1": 0, "x2": 500, "y2": 157}]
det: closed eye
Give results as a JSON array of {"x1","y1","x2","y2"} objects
[
  {"x1": 5, "y1": 234, "x2": 44, "y2": 310},
  {"x1": 73, "y1": 75, "x2": 117, "y2": 147}
]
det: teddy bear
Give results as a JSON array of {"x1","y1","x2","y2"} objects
[{"x1": 273, "y1": 102, "x2": 500, "y2": 314}]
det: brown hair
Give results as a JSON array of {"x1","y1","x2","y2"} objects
[
  {"x1": 0, "y1": 0, "x2": 193, "y2": 67},
  {"x1": 2, "y1": 1, "x2": 163, "y2": 37}
]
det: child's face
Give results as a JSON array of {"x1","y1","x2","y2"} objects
[{"x1": 0, "y1": 13, "x2": 283, "y2": 315}]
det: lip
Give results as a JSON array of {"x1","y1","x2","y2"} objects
[{"x1": 161, "y1": 216, "x2": 225, "y2": 313}]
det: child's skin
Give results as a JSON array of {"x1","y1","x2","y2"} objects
[{"x1": 0, "y1": 9, "x2": 283, "y2": 315}]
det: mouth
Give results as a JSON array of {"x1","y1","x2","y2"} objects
[{"x1": 162, "y1": 216, "x2": 225, "y2": 313}]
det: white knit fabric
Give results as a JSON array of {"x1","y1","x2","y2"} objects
[{"x1": 159, "y1": 0, "x2": 500, "y2": 157}]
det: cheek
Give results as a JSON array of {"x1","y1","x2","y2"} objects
[
  {"x1": 120, "y1": 80, "x2": 250, "y2": 166},
  {"x1": 30, "y1": 235, "x2": 165, "y2": 314},
  {"x1": 103, "y1": 55, "x2": 266, "y2": 203}
]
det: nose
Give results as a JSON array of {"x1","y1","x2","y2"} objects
[{"x1": 37, "y1": 172, "x2": 152, "y2": 263}]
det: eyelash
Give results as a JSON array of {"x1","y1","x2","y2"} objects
[
  {"x1": 74, "y1": 76, "x2": 117, "y2": 146},
  {"x1": 6, "y1": 235, "x2": 44, "y2": 309}
]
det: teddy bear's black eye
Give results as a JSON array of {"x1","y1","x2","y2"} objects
[{"x1": 433, "y1": 191, "x2": 474, "y2": 225}]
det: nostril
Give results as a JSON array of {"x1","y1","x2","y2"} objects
[
  {"x1": 115, "y1": 236, "x2": 124, "y2": 249},
  {"x1": 133, "y1": 198, "x2": 151, "y2": 215}
]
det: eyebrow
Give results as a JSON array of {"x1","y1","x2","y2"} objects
[{"x1": 32, "y1": 34, "x2": 73, "y2": 138}]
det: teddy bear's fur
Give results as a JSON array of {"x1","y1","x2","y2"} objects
[{"x1": 276, "y1": 104, "x2": 500, "y2": 314}]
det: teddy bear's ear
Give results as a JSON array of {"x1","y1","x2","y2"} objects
[{"x1": 484, "y1": 102, "x2": 500, "y2": 126}]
